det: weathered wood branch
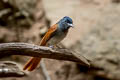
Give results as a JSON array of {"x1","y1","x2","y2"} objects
[
  {"x1": 0, "y1": 61, "x2": 26, "y2": 77},
  {"x1": 0, "y1": 43, "x2": 90, "y2": 67}
]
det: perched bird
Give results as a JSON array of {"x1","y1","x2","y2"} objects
[{"x1": 23, "y1": 16, "x2": 74, "y2": 71}]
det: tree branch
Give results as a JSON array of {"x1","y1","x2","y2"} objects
[
  {"x1": 0, "y1": 61, "x2": 26, "y2": 77},
  {"x1": 0, "y1": 43, "x2": 90, "y2": 67}
]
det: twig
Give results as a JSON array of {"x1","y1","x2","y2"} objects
[
  {"x1": 40, "y1": 60, "x2": 51, "y2": 80},
  {"x1": 0, "y1": 43, "x2": 90, "y2": 67}
]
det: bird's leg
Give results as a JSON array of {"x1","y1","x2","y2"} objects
[
  {"x1": 49, "y1": 45, "x2": 60, "y2": 49},
  {"x1": 55, "y1": 45, "x2": 63, "y2": 49},
  {"x1": 49, "y1": 43, "x2": 65, "y2": 49},
  {"x1": 56, "y1": 43, "x2": 67, "y2": 49}
]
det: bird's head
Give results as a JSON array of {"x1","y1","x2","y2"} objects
[{"x1": 58, "y1": 16, "x2": 73, "y2": 31}]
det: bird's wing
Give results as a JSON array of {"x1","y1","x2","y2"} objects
[{"x1": 40, "y1": 24, "x2": 58, "y2": 46}]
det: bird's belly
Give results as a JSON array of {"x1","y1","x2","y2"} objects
[{"x1": 47, "y1": 33, "x2": 66, "y2": 46}]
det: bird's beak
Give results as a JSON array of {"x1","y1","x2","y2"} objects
[{"x1": 68, "y1": 23, "x2": 74, "y2": 28}]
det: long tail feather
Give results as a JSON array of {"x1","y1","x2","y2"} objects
[{"x1": 23, "y1": 57, "x2": 41, "y2": 71}]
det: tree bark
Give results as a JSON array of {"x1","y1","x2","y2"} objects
[
  {"x1": 0, "y1": 43, "x2": 90, "y2": 67},
  {"x1": 0, "y1": 61, "x2": 26, "y2": 77}
]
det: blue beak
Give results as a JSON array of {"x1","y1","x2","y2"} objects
[{"x1": 68, "y1": 23, "x2": 74, "y2": 28}]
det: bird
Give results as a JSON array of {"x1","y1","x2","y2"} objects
[{"x1": 23, "y1": 16, "x2": 74, "y2": 71}]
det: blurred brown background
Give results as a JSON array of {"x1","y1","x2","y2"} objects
[{"x1": 0, "y1": 0, "x2": 120, "y2": 80}]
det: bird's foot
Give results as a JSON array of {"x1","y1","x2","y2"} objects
[
  {"x1": 49, "y1": 45, "x2": 55, "y2": 49},
  {"x1": 49, "y1": 45, "x2": 62, "y2": 49}
]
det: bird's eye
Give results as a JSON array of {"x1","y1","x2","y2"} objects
[
  {"x1": 65, "y1": 20, "x2": 67, "y2": 23},
  {"x1": 66, "y1": 20, "x2": 71, "y2": 23}
]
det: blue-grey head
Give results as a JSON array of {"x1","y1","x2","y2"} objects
[{"x1": 57, "y1": 16, "x2": 73, "y2": 31}]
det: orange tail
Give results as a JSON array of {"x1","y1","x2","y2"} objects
[{"x1": 23, "y1": 57, "x2": 41, "y2": 71}]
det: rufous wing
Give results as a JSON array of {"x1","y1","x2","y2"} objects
[{"x1": 40, "y1": 24, "x2": 58, "y2": 46}]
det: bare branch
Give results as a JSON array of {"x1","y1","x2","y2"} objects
[
  {"x1": 0, "y1": 43, "x2": 90, "y2": 67},
  {"x1": 40, "y1": 60, "x2": 51, "y2": 80},
  {"x1": 0, "y1": 61, "x2": 26, "y2": 77}
]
